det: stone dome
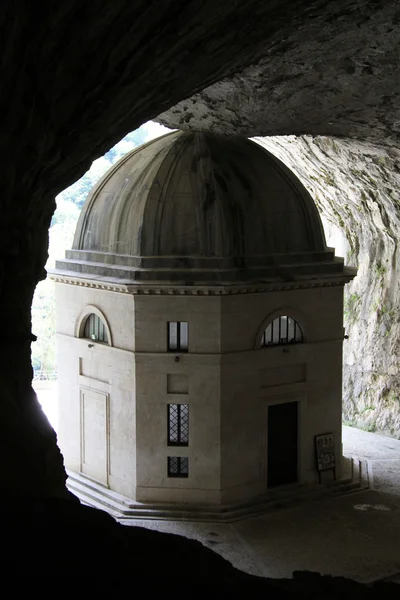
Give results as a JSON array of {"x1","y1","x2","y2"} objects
[{"x1": 55, "y1": 131, "x2": 346, "y2": 285}]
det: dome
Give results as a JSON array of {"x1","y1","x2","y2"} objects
[{"x1": 55, "y1": 131, "x2": 345, "y2": 285}]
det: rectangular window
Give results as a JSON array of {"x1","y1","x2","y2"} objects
[
  {"x1": 167, "y1": 456, "x2": 189, "y2": 478},
  {"x1": 168, "y1": 404, "x2": 189, "y2": 446},
  {"x1": 167, "y1": 322, "x2": 188, "y2": 352}
]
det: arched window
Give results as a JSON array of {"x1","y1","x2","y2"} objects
[
  {"x1": 83, "y1": 313, "x2": 108, "y2": 344},
  {"x1": 261, "y1": 316, "x2": 303, "y2": 347}
]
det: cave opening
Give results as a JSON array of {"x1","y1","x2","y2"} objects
[
  {"x1": 27, "y1": 130, "x2": 397, "y2": 580},
  {"x1": 36, "y1": 132, "x2": 400, "y2": 445},
  {"x1": 3, "y1": 1, "x2": 400, "y2": 591}
]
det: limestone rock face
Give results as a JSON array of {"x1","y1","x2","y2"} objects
[
  {"x1": 256, "y1": 136, "x2": 400, "y2": 437},
  {"x1": 1, "y1": 0, "x2": 399, "y2": 506},
  {"x1": 157, "y1": 3, "x2": 400, "y2": 147},
  {"x1": 0, "y1": 0, "x2": 399, "y2": 589},
  {"x1": 3, "y1": 0, "x2": 347, "y2": 500}
]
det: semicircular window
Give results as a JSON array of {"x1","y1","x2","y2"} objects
[
  {"x1": 261, "y1": 316, "x2": 303, "y2": 347},
  {"x1": 83, "y1": 313, "x2": 108, "y2": 344}
]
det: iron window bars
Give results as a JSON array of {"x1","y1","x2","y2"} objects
[
  {"x1": 83, "y1": 313, "x2": 108, "y2": 343},
  {"x1": 167, "y1": 456, "x2": 189, "y2": 478},
  {"x1": 261, "y1": 316, "x2": 303, "y2": 346},
  {"x1": 168, "y1": 404, "x2": 189, "y2": 446}
]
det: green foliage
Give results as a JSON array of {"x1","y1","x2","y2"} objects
[
  {"x1": 52, "y1": 125, "x2": 149, "y2": 217},
  {"x1": 374, "y1": 260, "x2": 387, "y2": 278},
  {"x1": 31, "y1": 123, "x2": 156, "y2": 378},
  {"x1": 344, "y1": 292, "x2": 361, "y2": 324},
  {"x1": 320, "y1": 169, "x2": 335, "y2": 187},
  {"x1": 31, "y1": 278, "x2": 56, "y2": 376},
  {"x1": 359, "y1": 405, "x2": 375, "y2": 414},
  {"x1": 361, "y1": 423, "x2": 377, "y2": 433},
  {"x1": 104, "y1": 129, "x2": 148, "y2": 162},
  {"x1": 381, "y1": 389, "x2": 400, "y2": 406},
  {"x1": 371, "y1": 299, "x2": 389, "y2": 318},
  {"x1": 308, "y1": 170, "x2": 336, "y2": 187},
  {"x1": 381, "y1": 305, "x2": 394, "y2": 318},
  {"x1": 50, "y1": 124, "x2": 151, "y2": 238},
  {"x1": 51, "y1": 197, "x2": 80, "y2": 227},
  {"x1": 350, "y1": 168, "x2": 362, "y2": 178},
  {"x1": 371, "y1": 300, "x2": 394, "y2": 321}
]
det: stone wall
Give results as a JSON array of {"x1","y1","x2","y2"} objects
[
  {"x1": 55, "y1": 283, "x2": 137, "y2": 498},
  {"x1": 256, "y1": 136, "x2": 400, "y2": 437}
]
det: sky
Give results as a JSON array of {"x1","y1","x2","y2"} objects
[
  {"x1": 144, "y1": 121, "x2": 171, "y2": 141},
  {"x1": 48, "y1": 121, "x2": 173, "y2": 264}
]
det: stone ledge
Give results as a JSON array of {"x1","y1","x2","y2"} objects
[
  {"x1": 66, "y1": 456, "x2": 369, "y2": 523},
  {"x1": 48, "y1": 269, "x2": 355, "y2": 294}
]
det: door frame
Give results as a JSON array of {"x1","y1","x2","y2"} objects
[
  {"x1": 79, "y1": 384, "x2": 110, "y2": 487},
  {"x1": 261, "y1": 392, "x2": 307, "y2": 490}
]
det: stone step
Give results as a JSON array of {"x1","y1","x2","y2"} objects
[{"x1": 67, "y1": 456, "x2": 369, "y2": 522}]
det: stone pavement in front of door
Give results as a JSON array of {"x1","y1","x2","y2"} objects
[{"x1": 119, "y1": 426, "x2": 400, "y2": 583}]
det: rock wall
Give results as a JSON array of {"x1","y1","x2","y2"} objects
[
  {"x1": 3, "y1": 0, "x2": 345, "y2": 500},
  {"x1": 256, "y1": 136, "x2": 400, "y2": 437},
  {"x1": 2, "y1": 0, "x2": 399, "y2": 507},
  {"x1": 157, "y1": 1, "x2": 400, "y2": 146}
]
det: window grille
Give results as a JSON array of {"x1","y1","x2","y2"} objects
[
  {"x1": 167, "y1": 321, "x2": 188, "y2": 352},
  {"x1": 261, "y1": 316, "x2": 303, "y2": 347},
  {"x1": 167, "y1": 456, "x2": 189, "y2": 478},
  {"x1": 168, "y1": 404, "x2": 189, "y2": 446},
  {"x1": 83, "y1": 313, "x2": 108, "y2": 343}
]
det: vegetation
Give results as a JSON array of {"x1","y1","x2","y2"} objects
[
  {"x1": 31, "y1": 123, "x2": 160, "y2": 378},
  {"x1": 51, "y1": 128, "x2": 148, "y2": 217},
  {"x1": 360, "y1": 423, "x2": 377, "y2": 433},
  {"x1": 321, "y1": 170, "x2": 336, "y2": 187},
  {"x1": 344, "y1": 292, "x2": 361, "y2": 324},
  {"x1": 31, "y1": 277, "x2": 56, "y2": 378},
  {"x1": 374, "y1": 260, "x2": 387, "y2": 278}
]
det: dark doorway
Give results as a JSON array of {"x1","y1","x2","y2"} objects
[{"x1": 267, "y1": 401, "x2": 298, "y2": 487}]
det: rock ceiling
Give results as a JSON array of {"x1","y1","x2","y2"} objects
[
  {"x1": 158, "y1": 1, "x2": 400, "y2": 146},
  {"x1": 1, "y1": 0, "x2": 398, "y2": 219},
  {"x1": 2, "y1": 3, "x2": 400, "y2": 583}
]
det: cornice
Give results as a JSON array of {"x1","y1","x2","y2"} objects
[{"x1": 49, "y1": 273, "x2": 355, "y2": 295}]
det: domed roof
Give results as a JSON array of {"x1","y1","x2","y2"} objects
[{"x1": 55, "y1": 131, "x2": 346, "y2": 285}]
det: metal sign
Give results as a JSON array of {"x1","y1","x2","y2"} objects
[{"x1": 315, "y1": 432, "x2": 336, "y2": 474}]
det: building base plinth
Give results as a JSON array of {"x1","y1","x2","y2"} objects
[{"x1": 66, "y1": 456, "x2": 369, "y2": 523}]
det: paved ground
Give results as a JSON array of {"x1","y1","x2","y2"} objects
[
  {"x1": 120, "y1": 489, "x2": 400, "y2": 582},
  {"x1": 344, "y1": 426, "x2": 400, "y2": 499},
  {"x1": 35, "y1": 386, "x2": 400, "y2": 583},
  {"x1": 119, "y1": 428, "x2": 400, "y2": 583}
]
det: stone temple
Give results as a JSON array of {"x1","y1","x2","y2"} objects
[
  {"x1": 51, "y1": 130, "x2": 355, "y2": 509},
  {"x1": 3, "y1": 1, "x2": 400, "y2": 589}
]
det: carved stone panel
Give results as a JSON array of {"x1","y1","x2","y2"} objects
[{"x1": 80, "y1": 387, "x2": 109, "y2": 486}]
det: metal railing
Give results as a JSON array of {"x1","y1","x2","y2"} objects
[{"x1": 33, "y1": 370, "x2": 57, "y2": 381}]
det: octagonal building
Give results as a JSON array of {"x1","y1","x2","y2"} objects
[{"x1": 51, "y1": 131, "x2": 355, "y2": 510}]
